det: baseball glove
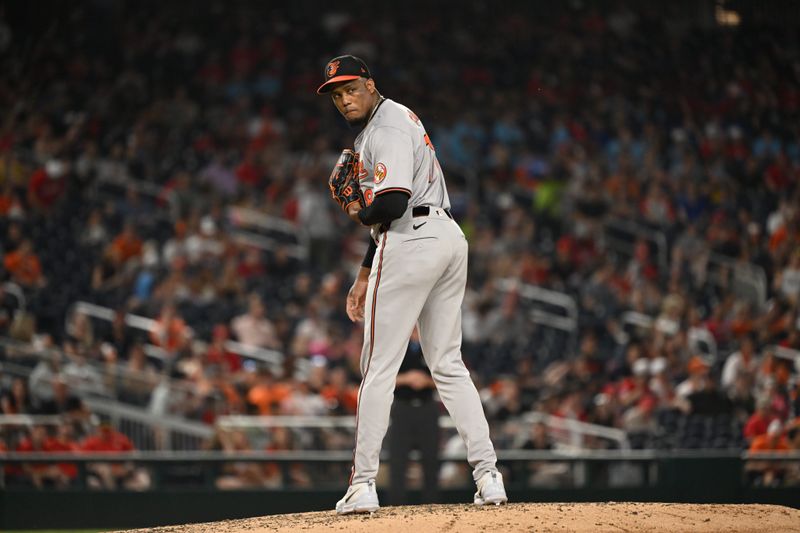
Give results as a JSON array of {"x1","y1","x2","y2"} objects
[{"x1": 329, "y1": 149, "x2": 364, "y2": 212}]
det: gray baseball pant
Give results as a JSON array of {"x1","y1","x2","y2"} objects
[{"x1": 350, "y1": 208, "x2": 498, "y2": 486}]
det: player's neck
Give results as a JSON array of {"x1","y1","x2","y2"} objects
[
  {"x1": 365, "y1": 95, "x2": 386, "y2": 125},
  {"x1": 350, "y1": 95, "x2": 385, "y2": 130}
]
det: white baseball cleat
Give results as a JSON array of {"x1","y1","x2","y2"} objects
[
  {"x1": 474, "y1": 470, "x2": 508, "y2": 506},
  {"x1": 335, "y1": 479, "x2": 380, "y2": 515}
]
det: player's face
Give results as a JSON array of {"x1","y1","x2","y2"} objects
[{"x1": 330, "y1": 78, "x2": 377, "y2": 125}]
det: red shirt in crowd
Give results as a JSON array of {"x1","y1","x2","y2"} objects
[
  {"x1": 28, "y1": 168, "x2": 66, "y2": 209},
  {"x1": 16, "y1": 436, "x2": 49, "y2": 473},
  {"x1": 81, "y1": 428, "x2": 135, "y2": 453},
  {"x1": 44, "y1": 436, "x2": 80, "y2": 479},
  {"x1": 744, "y1": 411, "x2": 776, "y2": 440}
]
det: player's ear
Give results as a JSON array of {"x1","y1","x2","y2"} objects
[{"x1": 365, "y1": 78, "x2": 376, "y2": 94}]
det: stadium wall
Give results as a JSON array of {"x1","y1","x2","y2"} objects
[{"x1": 1, "y1": 457, "x2": 798, "y2": 530}]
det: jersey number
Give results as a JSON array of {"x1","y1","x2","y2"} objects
[
  {"x1": 424, "y1": 133, "x2": 435, "y2": 151},
  {"x1": 424, "y1": 133, "x2": 440, "y2": 183}
]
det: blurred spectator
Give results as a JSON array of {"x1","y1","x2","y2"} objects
[
  {"x1": 149, "y1": 302, "x2": 191, "y2": 353},
  {"x1": 119, "y1": 343, "x2": 160, "y2": 405},
  {"x1": 16, "y1": 425, "x2": 70, "y2": 488},
  {"x1": 746, "y1": 420, "x2": 791, "y2": 486},
  {"x1": 1, "y1": 376, "x2": 34, "y2": 414},
  {"x1": 744, "y1": 398, "x2": 778, "y2": 443},
  {"x1": 109, "y1": 222, "x2": 143, "y2": 265},
  {"x1": 36, "y1": 377, "x2": 90, "y2": 437},
  {"x1": 81, "y1": 421, "x2": 150, "y2": 490},
  {"x1": 263, "y1": 427, "x2": 312, "y2": 487},
  {"x1": 206, "y1": 429, "x2": 267, "y2": 489},
  {"x1": 27, "y1": 160, "x2": 68, "y2": 212},
  {"x1": 721, "y1": 335, "x2": 761, "y2": 392},
  {"x1": 0, "y1": 183, "x2": 25, "y2": 219},
  {"x1": 206, "y1": 324, "x2": 242, "y2": 374},
  {"x1": 44, "y1": 421, "x2": 80, "y2": 486},
  {"x1": 0, "y1": 283, "x2": 17, "y2": 334},
  {"x1": 3, "y1": 239, "x2": 46, "y2": 289},
  {"x1": 231, "y1": 294, "x2": 280, "y2": 349},
  {"x1": 91, "y1": 247, "x2": 130, "y2": 304},
  {"x1": 79, "y1": 209, "x2": 110, "y2": 249}
]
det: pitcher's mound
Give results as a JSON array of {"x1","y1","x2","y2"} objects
[{"x1": 122, "y1": 502, "x2": 800, "y2": 533}]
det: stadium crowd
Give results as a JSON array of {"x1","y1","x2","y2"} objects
[{"x1": 1, "y1": 1, "x2": 799, "y2": 488}]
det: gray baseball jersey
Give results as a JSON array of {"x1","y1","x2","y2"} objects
[
  {"x1": 348, "y1": 98, "x2": 498, "y2": 487},
  {"x1": 354, "y1": 99, "x2": 450, "y2": 240}
]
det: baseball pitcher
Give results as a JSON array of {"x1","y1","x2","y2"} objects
[{"x1": 319, "y1": 55, "x2": 507, "y2": 514}]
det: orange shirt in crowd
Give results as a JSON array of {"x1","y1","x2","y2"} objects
[
  {"x1": 0, "y1": 193, "x2": 13, "y2": 215},
  {"x1": 749, "y1": 434, "x2": 790, "y2": 453},
  {"x1": 320, "y1": 385, "x2": 358, "y2": 414},
  {"x1": 110, "y1": 234, "x2": 143, "y2": 263},
  {"x1": 3, "y1": 250, "x2": 43, "y2": 286},
  {"x1": 248, "y1": 383, "x2": 291, "y2": 415},
  {"x1": 149, "y1": 316, "x2": 188, "y2": 352}
]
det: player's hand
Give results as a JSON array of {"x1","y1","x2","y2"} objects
[
  {"x1": 346, "y1": 202, "x2": 362, "y2": 223},
  {"x1": 346, "y1": 278, "x2": 368, "y2": 322}
]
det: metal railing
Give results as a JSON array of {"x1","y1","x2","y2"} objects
[
  {"x1": 2, "y1": 282, "x2": 26, "y2": 312},
  {"x1": 226, "y1": 206, "x2": 307, "y2": 260},
  {"x1": 770, "y1": 345, "x2": 800, "y2": 368},
  {"x1": 84, "y1": 398, "x2": 213, "y2": 451},
  {"x1": 495, "y1": 279, "x2": 578, "y2": 333},
  {"x1": 707, "y1": 252, "x2": 768, "y2": 311},
  {"x1": 603, "y1": 218, "x2": 669, "y2": 271},
  {"x1": 495, "y1": 278, "x2": 579, "y2": 358},
  {"x1": 0, "y1": 336, "x2": 186, "y2": 403},
  {"x1": 0, "y1": 337, "x2": 210, "y2": 445},
  {"x1": 0, "y1": 415, "x2": 63, "y2": 426},
  {"x1": 619, "y1": 311, "x2": 718, "y2": 360},
  {"x1": 4, "y1": 449, "x2": 796, "y2": 491},
  {"x1": 218, "y1": 409, "x2": 629, "y2": 451},
  {"x1": 91, "y1": 173, "x2": 307, "y2": 260},
  {"x1": 67, "y1": 301, "x2": 285, "y2": 373}
]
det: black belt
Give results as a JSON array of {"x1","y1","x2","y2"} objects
[{"x1": 412, "y1": 206, "x2": 452, "y2": 219}]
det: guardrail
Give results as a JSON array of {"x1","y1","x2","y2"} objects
[
  {"x1": 620, "y1": 311, "x2": 718, "y2": 361},
  {"x1": 68, "y1": 301, "x2": 285, "y2": 373},
  {"x1": 2, "y1": 449, "x2": 796, "y2": 484},
  {"x1": 602, "y1": 218, "x2": 768, "y2": 310},
  {"x1": 496, "y1": 278, "x2": 578, "y2": 333},
  {"x1": 771, "y1": 345, "x2": 800, "y2": 369},
  {"x1": 218, "y1": 410, "x2": 630, "y2": 451},
  {"x1": 707, "y1": 252, "x2": 768, "y2": 311},
  {"x1": 603, "y1": 218, "x2": 669, "y2": 271},
  {"x1": 0, "y1": 415, "x2": 63, "y2": 426},
  {"x1": 1, "y1": 282, "x2": 26, "y2": 312}
]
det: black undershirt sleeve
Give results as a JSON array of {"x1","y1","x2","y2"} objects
[
  {"x1": 358, "y1": 191, "x2": 410, "y2": 268},
  {"x1": 357, "y1": 191, "x2": 409, "y2": 226},
  {"x1": 361, "y1": 238, "x2": 377, "y2": 268}
]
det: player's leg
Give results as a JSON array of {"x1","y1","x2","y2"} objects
[
  {"x1": 416, "y1": 225, "x2": 499, "y2": 483},
  {"x1": 348, "y1": 233, "x2": 443, "y2": 488}
]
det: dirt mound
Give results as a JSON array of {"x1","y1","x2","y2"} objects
[{"x1": 119, "y1": 502, "x2": 800, "y2": 533}]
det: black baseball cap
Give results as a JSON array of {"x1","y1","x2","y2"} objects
[{"x1": 316, "y1": 55, "x2": 371, "y2": 95}]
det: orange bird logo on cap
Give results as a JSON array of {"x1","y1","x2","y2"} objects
[{"x1": 326, "y1": 60, "x2": 341, "y2": 78}]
